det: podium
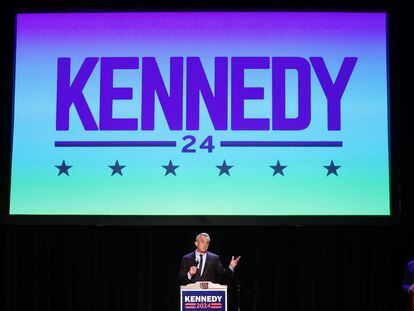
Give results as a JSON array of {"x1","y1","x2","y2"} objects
[{"x1": 180, "y1": 282, "x2": 227, "y2": 311}]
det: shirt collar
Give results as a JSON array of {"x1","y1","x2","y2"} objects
[{"x1": 195, "y1": 250, "x2": 207, "y2": 258}]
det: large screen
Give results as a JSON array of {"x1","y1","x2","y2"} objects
[{"x1": 10, "y1": 12, "x2": 390, "y2": 216}]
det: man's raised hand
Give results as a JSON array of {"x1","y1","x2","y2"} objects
[{"x1": 230, "y1": 256, "x2": 241, "y2": 269}]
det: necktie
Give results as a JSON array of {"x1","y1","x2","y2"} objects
[{"x1": 199, "y1": 254, "x2": 204, "y2": 276}]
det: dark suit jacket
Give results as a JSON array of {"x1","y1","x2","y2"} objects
[
  {"x1": 403, "y1": 260, "x2": 414, "y2": 294},
  {"x1": 178, "y1": 251, "x2": 233, "y2": 285}
]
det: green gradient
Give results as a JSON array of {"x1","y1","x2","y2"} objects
[{"x1": 10, "y1": 152, "x2": 390, "y2": 215}]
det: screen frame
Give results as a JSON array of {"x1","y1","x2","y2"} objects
[{"x1": 0, "y1": 1, "x2": 402, "y2": 226}]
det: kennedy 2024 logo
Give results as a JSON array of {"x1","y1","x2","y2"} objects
[
  {"x1": 53, "y1": 56, "x2": 356, "y2": 177},
  {"x1": 182, "y1": 290, "x2": 225, "y2": 310}
]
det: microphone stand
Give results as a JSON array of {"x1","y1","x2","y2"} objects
[
  {"x1": 237, "y1": 278, "x2": 241, "y2": 311},
  {"x1": 232, "y1": 273, "x2": 251, "y2": 311}
]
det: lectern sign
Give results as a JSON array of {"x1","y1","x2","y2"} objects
[
  {"x1": 181, "y1": 282, "x2": 227, "y2": 311},
  {"x1": 182, "y1": 291, "x2": 225, "y2": 310},
  {"x1": 10, "y1": 12, "x2": 390, "y2": 217}
]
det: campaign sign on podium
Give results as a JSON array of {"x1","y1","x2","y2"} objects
[{"x1": 180, "y1": 282, "x2": 227, "y2": 311}]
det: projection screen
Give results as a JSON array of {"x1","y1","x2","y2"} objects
[{"x1": 9, "y1": 12, "x2": 390, "y2": 217}]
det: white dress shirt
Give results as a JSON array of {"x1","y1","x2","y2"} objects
[{"x1": 188, "y1": 251, "x2": 207, "y2": 279}]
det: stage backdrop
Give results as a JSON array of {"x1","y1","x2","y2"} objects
[{"x1": 10, "y1": 12, "x2": 390, "y2": 215}]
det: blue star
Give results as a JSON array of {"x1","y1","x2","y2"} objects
[
  {"x1": 270, "y1": 160, "x2": 287, "y2": 176},
  {"x1": 324, "y1": 160, "x2": 341, "y2": 176},
  {"x1": 162, "y1": 160, "x2": 179, "y2": 176},
  {"x1": 216, "y1": 160, "x2": 233, "y2": 176},
  {"x1": 55, "y1": 160, "x2": 72, "y2": 176},
  {"x1": 109, "y1": 160, "x2": 126, "y2": 176}
]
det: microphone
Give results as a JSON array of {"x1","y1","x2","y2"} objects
[{"x1": 189, "y1": 259, "x2": 199, "y2": 278}]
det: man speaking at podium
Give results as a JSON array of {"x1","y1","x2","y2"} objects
[{"x1": 178, "y1": 232, "x2": 241, "y2": 285}]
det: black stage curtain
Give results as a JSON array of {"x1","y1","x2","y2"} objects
[{"x1": 0, "y1": 225, "x2": 412, "y2": 311}]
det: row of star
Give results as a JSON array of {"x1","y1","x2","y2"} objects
[{"x1": 55, "y1": 160, "x2": 341, "y2": 177}]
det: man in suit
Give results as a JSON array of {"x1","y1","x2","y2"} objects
[
  {"x1": 178, "y1": 232, "x2": 241, "y2": 285},
  {"x1": 403, "y1": 259, "x2": 414, "y2": 295},
  {"x1": 403, "y1": 259, "x2": 414, "y2": 311}
]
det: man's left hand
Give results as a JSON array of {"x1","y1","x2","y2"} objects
[{"x1": 229, "y1": 256, "x2": 241, "y2": 269}]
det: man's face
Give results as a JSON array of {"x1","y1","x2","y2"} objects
[{"x1": 195, "y1": 235, "x2": 210, "y2": 254}]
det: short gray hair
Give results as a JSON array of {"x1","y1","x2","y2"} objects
[{"x1": 196, "y1": 232, "x2": 210, "y2": 242}]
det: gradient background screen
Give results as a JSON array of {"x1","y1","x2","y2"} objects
[{"x1": 10, "y1": 12, "x2": 390, "y2": 216}]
